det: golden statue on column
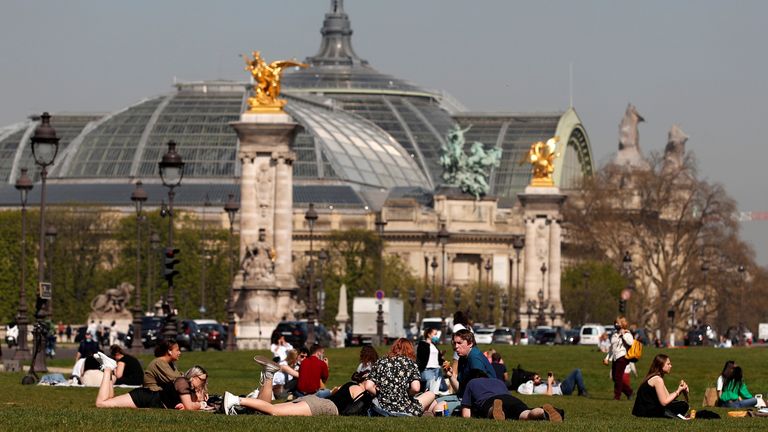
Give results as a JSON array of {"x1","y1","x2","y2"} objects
[
  {"x1": 525, "y1": 137, "x2": 560, "y2": 187},
  {"x1": 243, "y1": 51, "x2": 307, "y2": 113}
]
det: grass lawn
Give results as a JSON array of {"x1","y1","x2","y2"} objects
[{"x1": 2, "y1": 344, "x2": 767, "y2": 431}]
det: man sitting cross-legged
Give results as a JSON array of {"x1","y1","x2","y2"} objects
[
  {"x1": 222, "y1": 355, "x2": 372, "y2": 416},
  {"x1": 517, "y1": 369, "x2": 589, "y2": 397},
  {"x1": 462, "y1": 377, "x2": 564, "y2": 422}
]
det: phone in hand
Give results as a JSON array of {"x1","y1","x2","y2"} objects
[{"x1": 547, "y1": 372, "x2": 553, "y2": 378}]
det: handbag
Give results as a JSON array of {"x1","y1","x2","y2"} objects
[
  {"x1": 625, "y1": 339, "x2": 643, "y2": 362},
  {"x1": 339, "y1": 388, "x2": 373, "y2": 416},
  {"x1": 702, "y1": 387, "x2": 718, "y2": 407}
]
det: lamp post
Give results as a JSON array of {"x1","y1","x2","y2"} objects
[
  {"x1": 14, "y1": 168, "x2": 33, "y2": 360},
  {"x1": 148, "y1": 231, "x2": 161, "y2": 312},
  {"x1": 304, "y1": 203, "x2": 318, "y2": 346},
  {"x1": 408, "y1": 286, "x2": 417, "y2": 324},
  {"x1": 474, "y1": 290, "x2": 482, "y2": 324},
  {"x1": 620, "y1": 251, "x2": 632, "y2": 315},
  {"x1": 582, "y1": 271, "x2": 591, "y2": 324},
  {"x1": 375, "y1": 212, "x2": 387, "y2": 345},
  {"x1": 549, "y1": 304, "x2": 557, "y2": 327},
  {"x1": 484, "y1": 259, "x2": 493, "y2": 324},
  {"x1": 45, "y1": 225, "x2": 57, "y2": 318},
  {"x1": 430, "y1": 256, "x2": 438, "y2": 317},
  {"x1": 526, "y1": 299, "x2": 534, "y2": 329},
  {"x1": 535, "y1": 288, "x2": 549, "y2": 327},
  {"x1": 738, "y1": 265, "x2": 746, "y2": 346},
  {"x1": 512, "y1": 235, "x2": 524, "y2": 343},
  {"x1": 29, "y1": 112, "x2": 60, "y2": 376},
  {"x1": 129, "y1": 181, "x2": 147, "y2": 351},
  {"x1": 437, "y1": 224, "x2": 449, "y2": 335},
  {"x1": 501, "y1": 293, "x2": 509, "y2": 327},
  {"x1": 158, "y1": 140, "x2": 184, "y2": 339},
  {"x1": 453, "y1": 287, "x2": 461, "y2": 311},
  {"x1": 317, "y1": 250, "x2": 329, "y2": 322},
  {"x1": 224, "y1": 193, "x2": 239, "y2": 351},
  {"x1": 700, "y1": 261, "x2": 709, "y2": 335},
  {"x1": 199, "y1": 196, "x2": 210, "y2": 317}
]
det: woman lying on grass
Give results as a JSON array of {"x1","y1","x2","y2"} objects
[
  {"x1": 632, "y1": 354, "x2": 689, "y2": 418},
  {"x1": 222, "y1": 356, "x2": 371, "y2": 416},
  {"x1": 94, "y1": 351, "x2": 211, "y2": 410}
]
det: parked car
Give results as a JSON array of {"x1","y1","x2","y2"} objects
[
  {"x1": 273, "y1": 320, "x2": 332, "y2": 348},
  {"x1": 518, "y1": 328, "x2": 530, "y2": 345},
  {"x1": 565, "y1": 328, "x2": 581, "y2": 345},
  {"x1": 195, "y1": 319, "x2": 227, "y2": 351},
  {"x1": 530, "y1": 326, "x2": 552, "y2": 344},
  {"x1": 177, "y1": 320, "x2": 208, "y2": 351},
  {"x1": 534, "y1": 327, "x2": 568, "y2": 345},
  {"x1": 475, "y1": 327, "x2": 495, "y2": 345},
  {"x1": 492, "y1": 327, "x2": 515, "y2": 345},
  {"x1": 141, "y1": 316, "x2": 164, "y2": 348},
  {"x1": 579, "y1": 324, "x2": 606, "y2": 345}
]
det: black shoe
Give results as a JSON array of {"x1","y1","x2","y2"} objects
[{"x1": 579, "y1": 390, "x2": 590, "y2": 398}]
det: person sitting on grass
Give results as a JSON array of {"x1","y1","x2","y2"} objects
[
  {"x1": 109, "y1": 344, "x2": 143, "y2": 386},
  {"x1": 445, "y1": 329, "x2": 496, "y2": 397},
  {"x1": 352, "y1": 345, "x2": 379, "y2": 383},
  {"x1": 363, "y1": 338, "x2": 437, "y2": 416},
  {"x1": 295, "y1": 343, "x2": 330, "y2": 397},
  {"x1": 143, "y1": 339, "x2": 183, "y2": 391},
  {"x1": 632, "y1": 354, "x2": 689, "y2": 418},
  {"x1": 517, "y1": 369, "x2": 589, "y2": 397},
  {"x1": 461, "y1": 377, "x2": 564, "y2": 422},
  {"x1": 94, "y1": 351, "x2": 211, "y2": 410},
  {"x1": 719, "y1": 366, "x2": 760, "y2": 408},
  {"x1": 222, "y1": 356, "x2": 371, "y2": 416}
]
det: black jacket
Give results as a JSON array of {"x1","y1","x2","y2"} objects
[{"x1": 416, "y1": 340, "x2": 444, "y2": 372}]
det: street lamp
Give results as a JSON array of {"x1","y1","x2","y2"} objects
[
  {"x1": 453, "y1": 287, "x2": 462, "y2": 311},
  {"x1": 14, "y1": 168, "x2": 33, "y2": 360},
  {"x1": 582, "y1": 271, "x2": 591, "y2": 324},
  {"x1": 199, "y1": 196, "x2": 210, "y2": 317},
  {"x1": 535, "y1": 288, "x2": 549, "y2": 327},
  {"x1": 512, "y1": 235, "x2": 524, "y2": 343},
  {"x1": 620, "y1": 251, "x2": 632, "y2": 314},
  {"x1": 408, "y1": 286, "x2": 417, "y2": 323},
  {"x1": 148, "y1": 231, "x2": 161, "y2": 312},
  {"x1": 224, "y1": 193, "x2": 240, "y2": 351},
  {"x1": 317, "y1": 249, "x2": 329, "y2": 322},
  {"x1": 474, "y1": 289, "x2": 482, "y2": 323},
  {"x1": 158, "y1": 140, "x2": 184, "y2": 338},
  {"x1": 549, "y1": 304, "x2": 557, "y2": 327},
  {"x1": 129, "y1": 181, "x2": 147, "y2": 351},
  {"x1": 430, "y1": 256, "x2": 438, "y2": 317},
  {"x1": 484, "y1": 259, "x2": 493, "y2": 324},
  {"x1": 738, "y1": 264, "x2": 746, "y2": 346},
  {"x1": 29, "y1": 112, "x2": 60, "y2": 377},
  {"x1": 501, "y1": 293, "x2": 509, "y2": 327},
  {"x1": 45, "y1": 225, "x2": 57, "y2": 317},
  {"x1": 304, "y1": 203, "x2": 318, "y2": 346},
  {"x1": 437, "y1": 223, "x2": 449, "y2": 335},
  {"x1": 526, "y1": 299, "x2": 534, "y2": 329},
  {"x1": 375, "y1": 212, "x2": 387, "y2": 345}
]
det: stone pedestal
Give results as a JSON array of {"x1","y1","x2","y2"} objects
[
  {"x1": 229, "y1": 113, "x2": 302, "y2": 349},
  {"x1": 517, "y1": 186, "x2": 567, "y2": 327}
]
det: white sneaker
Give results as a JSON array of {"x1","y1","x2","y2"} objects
[
  {"x1": 93, "y1": 352, "x2": 117, "y2": 371},
  {"x1": 253, "y1": 355, "x2": 281, "y2": 380},
  {"x1": 223, "y1": 391, "x2": 239, "y2": 415}
]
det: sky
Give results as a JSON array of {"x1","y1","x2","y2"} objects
[{"x1": 1, "y1": 0, "x2": 766, "y2": 264}]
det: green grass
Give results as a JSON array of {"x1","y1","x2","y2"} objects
[{"x1": 2, "y1": 345, "x2": 768, "y2": 431}]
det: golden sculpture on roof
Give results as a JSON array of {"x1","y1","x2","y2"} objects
[
  {"x1": 243, "y1": 51, "x2": 307, "y2": 113},
  {"x1": 525, "y1": 137, "x2": 560, "y2": 187}
]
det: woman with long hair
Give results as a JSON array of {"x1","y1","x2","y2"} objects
[
  {"x1": 719, "y1": 366, "x2": 760, "y2": 408},
  {"x1": 716, "y1": 360, "x2": 735, "y2": 401},
  {"x1": 352, "y1": 345, "x2": 379, "y2": 383},
  {"x1": 364, "y1": 338, "x2": 437, "y2": 416},
  {"x1": 632, "y1": 354, "x2": 689, "y2": 418},
  {"x1": 95, "y1": 356, "x2": 210, "y2": 410},
  {"x1": 603, "y1": 316, "x2": 634, "y2": 400}
]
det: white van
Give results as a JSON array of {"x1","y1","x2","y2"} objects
[{"x1": 579, "y1": 324, "x2": 606, "y2": 345}]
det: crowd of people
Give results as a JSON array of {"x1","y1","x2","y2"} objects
[{"x1": 74, "y1": 312, "x2": 762, "y2": 422}]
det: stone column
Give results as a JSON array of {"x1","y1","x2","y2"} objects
[
  {"x1": 229, "y1": 112, "x2": 301, "y2": 349},
  {"x1": 548, "y1": 217, "x2": 562, "y2": 325},
  {"x1": 523, "y1": 216, "x2": 537, "y2": 302}
]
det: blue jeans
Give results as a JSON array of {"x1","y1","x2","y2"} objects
[
  {"x1": 421, "y1": 368, "x2": 442, "y2": 394},
  {"x1": 559, "y1": 368, "x2": 586, "y2": 395},
  {"x1": 723, "y1": 398, "x2": 757, "y2": 408}
]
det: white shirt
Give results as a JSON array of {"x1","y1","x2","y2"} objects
[
  {"x1": 426, "y1": 343, "x2": 440, "y2": 368},
  {"x1": 517, "y1": 380, "x2": 563, "y2": 396},
  {"x1": 270, "y1": 342, "x2": 293, "y2": 362},
  {"x1": 604, "y1": 331, "x2": 634, "y2": 362}
]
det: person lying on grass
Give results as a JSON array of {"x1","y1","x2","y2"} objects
[
  {"x1": 632, "y1": 354, "x2": 689, "y2": 418},
  {"x1": 94, "y1": 351, "x2": 211, "y2": 410},
  {"x1": 222, "y1": 355, "x2": 372, "y2": 416},
  {"x1": 462, "y1": 377, "x2": 564, "y2": 422}
]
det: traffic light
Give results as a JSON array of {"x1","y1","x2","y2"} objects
[
  {"x1": 619, "y1": 299, "x2": 627, "y2": 314},
  {"x1": 164, "y1": 248, "x2": 180, "y2": 282}
]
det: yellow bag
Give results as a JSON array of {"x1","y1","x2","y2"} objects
[
  {"x1": 702, "y1": 387, "x2": 718, "y2": 407},
  {"x1": 626, "y1": 339, "x2": 643, "y2": 361}
]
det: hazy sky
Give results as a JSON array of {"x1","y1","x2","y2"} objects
[{"x1": 1, "y1": 0, "x2": 766, "y2": 264}]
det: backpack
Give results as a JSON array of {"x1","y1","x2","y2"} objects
[
  {"x1": 625, "y1": 339, "x2": 643, "y2": 362},
  {"x1": 509, "y1": 364, "x2": 536, "y2": 390}
]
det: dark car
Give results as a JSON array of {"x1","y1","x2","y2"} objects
[
  {"x1": 177, "y1": 320, "x2": 208, "y2": 351},
  {"x1": 535, "y1": 327, "x2": 568, "y2": 345},
  {"x1": 273, "y1": 321, "x2": 332, "y2": 348},
  {"x1": 141, "y1": 316, "x2": 164, "y2": 348},
  {"x1": 565, "y1": 328, "x2": 580, "y2": 345},
  {"x1": 492, "y1": 327, "x2": 515, "y2": 345},
  {"x1": 684, "y1": 324, "x2": 716, "y2": 346},
  {"x1": 195, "y1": 319, "x2": 227, "y2": 351}
]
